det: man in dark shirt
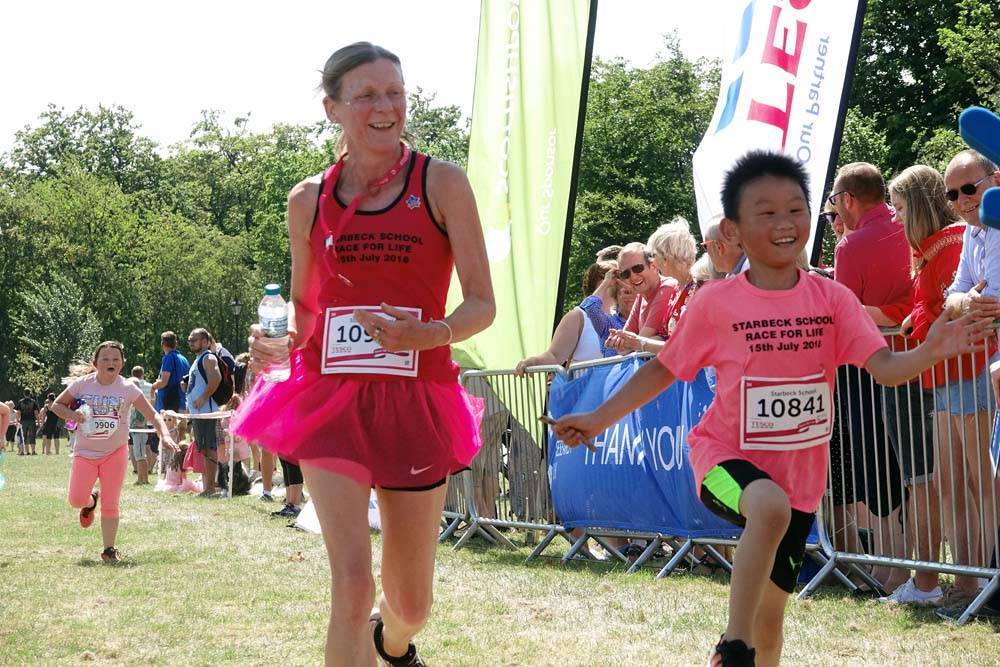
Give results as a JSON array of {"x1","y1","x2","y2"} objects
[{"x1": 17, "y1": 389, "x2": 40, "y2": 455}]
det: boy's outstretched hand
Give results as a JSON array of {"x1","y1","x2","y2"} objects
[
  {"x1": 924, "y1": 309, "x2": 993, "y2": 362},
  {"x1": 552, "y1": 411, "x2": 608, "y2": 448}
]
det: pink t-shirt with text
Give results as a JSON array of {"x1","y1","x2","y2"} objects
[
  {"x1": 658, "y1": 271, "x2": 887, "y2": 512},
  {"x1": 69, "y1": 373, "x2": 144, "y2": 459}
]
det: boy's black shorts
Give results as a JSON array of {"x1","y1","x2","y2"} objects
[{"x1": 700, "y1": 458, "x2": 815, "y2": 593}]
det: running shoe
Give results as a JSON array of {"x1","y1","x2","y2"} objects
[
  {"x1": 877, "y1": 578, "x2": 943, "y2": 607},
  {"x1": 101, "y1": 547, "x2": 121, "y2": 563},
  {"x1": 79, "y1": 491, "x2": 99, "y2": 528},
  {"x1": 260, "y1": 491, "x2": 274, "y2": 502},
  {"x1": 271, "y1": 503, "x2": 301, "y2": 518},
  {"x1": 708, "y1": 635, "x2": 756, "y2": 667},
  {"x1": 936, "y1": 601, "x2": 1000, "y2": 622},
  {"x1": 370, "y1": 609, "x2": 426, "y2": 667}
]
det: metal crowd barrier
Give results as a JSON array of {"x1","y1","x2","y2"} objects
[
  {"x1": 447, "y1": 367, "x2": 568, "y2": 557},
  {"x1": 450, "y1": 333, "x2": 1000, "y2": 624},
  {"x1": 802, "y1": 328, "x2": 1000, "y2": 624}
]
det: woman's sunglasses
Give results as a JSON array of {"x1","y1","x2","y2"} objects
[
  {"x1": 618, "y1": 262, "x2": 648, "y2": 280},
  {"x1": 946, "y1": 173, "x2": 996, "y2": 202},
  {"x1": 819, "y1": 211, "x2": 838, "y2": 225}
]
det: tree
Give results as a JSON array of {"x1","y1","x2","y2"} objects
[
  {"x1": 916, "y1": 128, "x2": 969, "y2": 174},
  {"x1": 565, "y1": 37, "x2": 719, "y2": 309},
  {"x1": 938, "y1": 0, "x2": 1000, "y2": 110},
  {"x1": 406, "y1": 88, "x2": 470, "y2": 167},
  {"x1": 0, "y1": 104, "x2": 162, "y2": 195},
  {"x1": 835, "y1": 108, "x2": 891, "y2": 176},
  {"x1": 11, "y1": 271, "x2": 102, "y2": 393},
  {"x1": 849, "y1": 0, "x2": 978, "y2": 172}
]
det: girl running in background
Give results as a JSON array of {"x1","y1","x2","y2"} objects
[{"x1": 50, "y1": 341, "x2": 178, "y2": 562}]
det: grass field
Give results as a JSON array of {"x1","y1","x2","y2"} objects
[{"x1": 1, "y1": 452, "x2": 997, "y2": 666}]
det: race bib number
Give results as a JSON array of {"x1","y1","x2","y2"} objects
[
  {"x1": 321, "y1": 306, "x2": 420, "y2": 377},
  {"x1": 740, "y1": 373, "x2": 831, "y2": 451},
  {"x1": 89, "y1": 414, "x2": 120, "y2": 440}
]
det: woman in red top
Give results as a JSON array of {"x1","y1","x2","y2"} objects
[
  {"x1": 235, "y1": 43, "x2": 494, "y2": 666},
  {"x1": 894, "y1": 164, "x2": 989, "y2": 608}
]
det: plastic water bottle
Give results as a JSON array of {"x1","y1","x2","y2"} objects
[
  {"x1": 0, "y1": 449, "x2": 6, "y2": 491},
  {"x1": 259, "y1": 283, "x2": 291, "y2": 382},
  {"x1": 78, "y1": 401, "x2": 96, "y2": 436}
]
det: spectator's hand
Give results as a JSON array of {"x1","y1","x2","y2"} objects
[
  {"x1": 193, "y1": 398, "x2": 205, "y2": 410},
  {"x1": 514, "y1": 358, "x2": 536, "y2": 378},
  {"x1": 247, "y1": 324, "x2": 291, "y2": 375},
  {"x1": 552, "y1": 411, "x2": 606, "y2": 448},
  {"x1": 608, "y1": 328, "x2": 640, "y2": 353},
  {"x1": 900, "y1": 313, "x2": 914, "y2": 338},
  {"x1": 962, "y1": 279, "x2": 1000, "y2": 319},
  {"x1": 162, "y1": 435, "x2": 179, "y2": 451}
]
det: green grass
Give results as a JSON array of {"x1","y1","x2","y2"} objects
[{"x1": 1, "y1": 453, "x2": 997, "y2": 666}]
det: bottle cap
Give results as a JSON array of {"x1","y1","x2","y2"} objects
[{"x1": 264, "y1": 283, "x2": 281, "y2": 296}]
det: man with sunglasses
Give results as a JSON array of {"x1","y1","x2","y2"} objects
[
  {"x1": 611, "y1": 241, "x2": 676, "y2": 352},
  {"x1": 943, "y1": 150, "x2": 1000, "y2": 322}
]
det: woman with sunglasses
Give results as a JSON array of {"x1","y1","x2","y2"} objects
[{"x1": 233, "y1": 43, "x2": 494, "y2": 667}]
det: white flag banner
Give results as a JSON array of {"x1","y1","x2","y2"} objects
[{"x1": 693, "y1": 0, "x2": 864, "y2": 249}]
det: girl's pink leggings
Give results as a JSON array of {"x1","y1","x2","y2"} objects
[{"x1": 68, "y1": 446, "x2": 127, "y2": 519}]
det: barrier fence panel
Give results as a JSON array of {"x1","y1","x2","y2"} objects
[
  {"x1": 804, "y1": 327, "x2": 1000, "y2": 624},
  {"x1": 455, "y1": 368, "x2": 568, "y2": 557},
  {"x1": 456, "y1": 337, "x2": 1000, "y2": 623}
]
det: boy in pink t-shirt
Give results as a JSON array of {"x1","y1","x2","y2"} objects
[{"x1": 553, "y1": 151, "x2": 991, "y2": 667}]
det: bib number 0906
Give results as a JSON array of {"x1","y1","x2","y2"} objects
[
  {"x1": 335, "y1": 323, "x2": 373, "y2": 344},
  {"x1": 756, "y1": 394, "x2": 824, "y2": 419}
]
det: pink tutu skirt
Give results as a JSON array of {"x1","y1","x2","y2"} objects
[
  {"x1": 155, "y1": 470, "x2": 203, "y2": 494},
  {"x1": 231, "y1": 351, "x2": 483, "y2": 489}
]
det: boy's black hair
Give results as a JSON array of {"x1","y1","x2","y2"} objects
[{"x1": 721, "y1": 150, "x2": 811, "y2": 221}]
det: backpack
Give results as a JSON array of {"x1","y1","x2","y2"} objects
[{"x1": 196, "y1": 350, "x2": 235, "y2": 407}]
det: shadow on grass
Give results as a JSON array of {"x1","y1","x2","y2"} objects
[
  {"x1": 447, "y1": 537, "x2": 734, "y2": 584},
  {"x1": 77, "y1": 558, "x2": 139, "y2": 569}
]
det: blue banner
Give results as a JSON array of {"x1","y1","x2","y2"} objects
[
  {"x1": 547, "y1": 357, "x2": 742, "y2": 539},
  {"x1": 992, "y1": 411, "x2": 1000, "y2": 479}
]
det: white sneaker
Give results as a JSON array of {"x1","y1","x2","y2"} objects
[{"x1": 877, "y1": 578, "x2": 943, "y2": 606}]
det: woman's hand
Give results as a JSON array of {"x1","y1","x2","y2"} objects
[
  {"x1": 900, "y1": 313, "x2": 914, "y2": 338},
  {"x1": 608, "y1": 328, "x2": 641, "y2": 353},
  {"x1": 515, "y1": 356, "x2": 544, "y2": 377},
  {"x1": 353, "y1": 303, "x2": 449, "y2": 353},
  {"x1": 247, "y1": 324, "x2": 292, "y2": 375}
]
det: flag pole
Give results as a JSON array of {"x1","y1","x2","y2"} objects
[
  {"x1": 552, "y1": 0, "x2": 599, "y2": 330},
  {"x1": 811, "y1": 0, "x2": 869, "y2": 266}
]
